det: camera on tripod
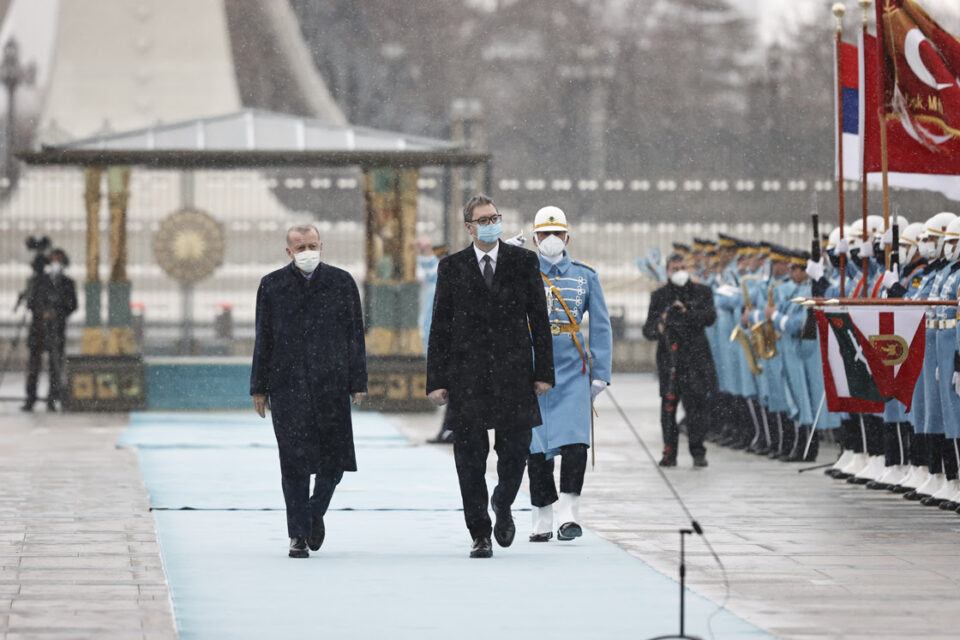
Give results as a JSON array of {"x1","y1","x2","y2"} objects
[{"x1": 26, "y1": 235, "x2": 51, "y2": 275}]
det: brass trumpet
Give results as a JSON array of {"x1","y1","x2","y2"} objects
[
  {"x1": 751, "y1": 282, "x2": 780, "y2": 360},
  {"x1": 729, "y1": 275, "x2": 763, "y2": 375}
]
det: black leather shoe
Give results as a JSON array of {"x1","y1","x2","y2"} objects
[
  {"x1": 692, "y1": 455, "x2": 708, "y2": 468},
  {"x1": 890, "y1": 484, "x2": 912, "y2": 493},
  {"x1": 865, "y1": 480, "x2": 891, "y2": 490},
  {"x1": 920, "y1": 495, "x2": 944, "y2": 507},
  {"x1": 557, "y1": 522, "x2": 583, "y2": 541},
  {"x1": 659, "y1": 455, "x2": 677, "y2": 467},
  {"x1": 470, "y1": 536, "x2": 492, "y2": 558},
  {"x1": 493, "y1": 504, "x2": 515, "y2": 548},
  {"x1": 904, "y1": 490, "x2": 926, "y2": 501},
  {"x1": 847, "y1": 476, "x2": 870, "y2": 485},
  {"x1": 308, "y1": 515, "x2": 325, "y2": 551},
  {"x1": 46, "y1": 400, "x2": 57, "y2": 412},
  {"x1": 529, "y1": 532, "x2": 552, "y2": 542},
  {"x1": 20, "y1": 403, "x2": 33, "y2": 412},
  {"x1": 954, "y1": 503, "x2": 960, "y2": 514},
  {"x1": 938, "y1": 500, "x2": 958, "y2": 511},
  {"x1": 289, "y1": 537, "x2": 309, "y2": 558}
]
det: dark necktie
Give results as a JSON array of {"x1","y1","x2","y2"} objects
[{"x1": 482, "y1": 255, "x2": 494, "y2": 289}]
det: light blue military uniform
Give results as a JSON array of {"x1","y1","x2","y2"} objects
[
  {"x1": 922, "y1": 262, "x2": 952, "y2": 436},
  {"x1": 773, "y1": 278, "x2": 814, "y2": 426},
  {"x1": 908, "y1": 260, "x2": 943, "y2": 433},
  {"x1": 417, "y1": 254, "x2": 439, "y2": 354},
  {"x1": 531, "y1": 252, "x2": 612, "y2": 459},
  {"x1": 713, "y1": 262, "x2": 741, "y2": 395},
  {"x1": 747, "y1": 272, "x2": 793, "y2": 415},
  {"x1": 935, "y1": 263, "x2": 960, "y2": 439}
]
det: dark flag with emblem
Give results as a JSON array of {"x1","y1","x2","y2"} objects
[{"x1": 815, "y1": 306, "x2": 926, "y2": 412}]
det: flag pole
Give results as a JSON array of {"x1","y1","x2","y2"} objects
[
  {"x1": 834, "y1": 3, "x2": 847, "y2": 298},
  {"x1": 859, "y1": 0, "x2": 888, "y2": 276}
]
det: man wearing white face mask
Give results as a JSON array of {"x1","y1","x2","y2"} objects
[
  {"x1": 643, "y1": 254, "x2": 718, "y2": 467},
  {"x1": 525, "y1": 206, "x2": 612, "y2": 543},
  {"x1": 251, "y1": 224, "x2": 367, "y2": 558}
]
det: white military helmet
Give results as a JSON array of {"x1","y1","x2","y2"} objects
[
  {"x1": 898, "y1": 222, "x2": 924, "y2": 265},
  {"x1": 866, "y1": 214, "x2": 885, "y2": 238},
  {"x1": 926, "y1": 211, "x2": 958, "y2": 257},
  {"x1": 944, "y1": 217, "x2": 960, "y2": 262},
  {"x1": 826, "y1": 225, "x2": 852, "y2": 249},
  {"x1": 533, "y1": 206, "x2": 569, "y2": 234},
  {"x1": 849, "y1": 218, "x2": 864, "y2": 237}
]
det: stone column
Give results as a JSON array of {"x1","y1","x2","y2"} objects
[{"x1": 81, "y1": 167, "x2": 104, "y2": 355}]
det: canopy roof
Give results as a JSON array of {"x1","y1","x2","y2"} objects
[{"x1": 19, "y1": 109, "x2": 489, "y2": 169}]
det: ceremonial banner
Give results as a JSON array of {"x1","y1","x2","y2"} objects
[
  {"x1": 815, "y1": 306, "x2": 926, "y2": 413},
  {"x1": 864, "y1": 1, "x2": 960, "y2": 200}
]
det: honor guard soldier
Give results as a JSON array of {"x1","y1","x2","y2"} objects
[{"x1": 526, "y1": 206, "x2": 612, "y2": 543}]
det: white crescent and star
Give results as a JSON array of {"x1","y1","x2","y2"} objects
[{"x1": 904, "y1": 28, "x2": 954, "y2": 91}]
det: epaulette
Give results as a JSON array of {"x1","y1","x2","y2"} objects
[{"x1": 572, "y1": 260, "x2": 597, "y2": 272}]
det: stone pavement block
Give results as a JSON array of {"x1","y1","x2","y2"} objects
[
  {"x1": 15, "y1": 584, "x2": 140, "y2": 598},
  {"x1": 0, "y1": 388, "x2": 178, "y2": 640}
]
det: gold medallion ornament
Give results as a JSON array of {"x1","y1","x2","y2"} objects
[{"x1": 153, "y1": 208, "x2": 225, "y2": 283}]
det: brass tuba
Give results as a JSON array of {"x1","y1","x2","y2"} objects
[
  {"x1": 729, "y1": 275, "x2": 763, "y2": 375},
  {"x1": 751, "y1": 281, "x2": 780, "y2": 360}
]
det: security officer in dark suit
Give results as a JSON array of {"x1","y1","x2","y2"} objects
[
  {"x1": 22, "y1": 248, "x2": 77, "y2": 412},
  {"x1": 643, "y1": 252, "x2": 718, "y2": 467},
  {"x1": 427, "y1": 194, "x2": 555, "y2": 558}
]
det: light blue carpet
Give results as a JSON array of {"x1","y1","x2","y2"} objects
[{"x1": 123, "y1": 412, "x2": 771, "y2": 640}]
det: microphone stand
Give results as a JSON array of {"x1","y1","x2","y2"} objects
[{"x1": 648, "y1": 527, "x2": 703, "y2": 640}]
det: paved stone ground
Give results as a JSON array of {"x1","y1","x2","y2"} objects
[
  {"x1": 0, "y1": 375, "x2": 178, "y2": 640},
  {"x1": 390, "y1": 373, "x2": 960, "y2": 640}
]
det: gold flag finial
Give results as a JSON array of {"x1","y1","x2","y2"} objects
[
  {"x1": 859, "y1": 0, "x2": 872, "y2": 27},
  {"x1": 833, "y1": 3, "x2": 846, "y2": 35}
]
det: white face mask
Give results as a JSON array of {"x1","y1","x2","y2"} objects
[
  {"x1": 669, "y1": 269, "x2": 690, "y2": 287},
  {"x1": 45, "y1": 262, "x2": 64, "y2": 275},
  {"x1": 537, "y1": 234, "x2": 566, "y2": 257},
  {"x1": 293, "y1": 250, "x2": 320, "y2": 273},
  {"x1": 918, "y1": 239, "x2": 936, "y2": 260},
  {"x1": 947, "y1": 242, "x2": 960, "y2": 263}
]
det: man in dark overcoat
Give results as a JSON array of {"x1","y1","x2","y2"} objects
[
  {"x1": 427, "y1": 194, "x2": 555, "y2": 558},
  {"x1": 251, "y1": 224, "x2": 367, "y2": 558},
  {"x1": 22, "y1": 248, "x2": 77, "y2": 412},
  {"x1": 642, "y1": 253, "x2": 718, "y2": 467}
]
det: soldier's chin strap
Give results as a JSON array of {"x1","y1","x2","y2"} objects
[{"x1": 605, "y1": 388, "x2": 730, "y2": 640}]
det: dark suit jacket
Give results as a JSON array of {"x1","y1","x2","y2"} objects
[
  {"x1": 251, "y1": 262, "x2": 367, "y2": 473},
  {"x1": 427, "y1": 241, "x2": 554, "y2": 431},
  {"x1": 642, "y1": 281, "x2": 717, "y2": 398},
  {"x1": 26, "y1": 273, "x2": 77, "y2": 351}
]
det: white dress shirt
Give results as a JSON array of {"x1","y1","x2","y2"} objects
[{"x1": 473, "y1": 241, "x2": 499, "y2": 275}]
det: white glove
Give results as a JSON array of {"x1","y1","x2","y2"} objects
[
  {"x1": 881, "y1": 265, "x2": 900, "y2": 290},
  {"x1": 836, "y1": 237, "x2": 851, "y2": 256},
  {"x1": 591, "y1": 380, "x2": 607, "y2": 401},
  {"x1": 716, "y1": 284, "x2": 738, "y2": 297},
  {"x1": 879, "y1": 228, "x2": 893, "y2": 249},
  {"x1": 504, "y1": 232, "x2": 525, "y2": 247},
  {"x1": 805, "y1": 258, "x2": 825, "y2": 281},
  {"x1": 858, "y1": 239, "x2": 875, "y2": 259},
  {"x1": 953, "y1": 371, "x2": 960, "y2": 398}
]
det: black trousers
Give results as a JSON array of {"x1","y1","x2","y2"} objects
[
  {"x1": 453, "y1": 426, "x2": 531, "y2": 540},
  {"x1": 527, "y1": 443, "x2": 588, "y2": 508},
  {"x1": 661, "y1": 391, "x2": 707, "y2": 458},
  {"x1": 25, "y1": 326, "x2": 65, "y2": 405},
  {"x1": 280, "y1": 468, "x2": 343, "y2": 538}
]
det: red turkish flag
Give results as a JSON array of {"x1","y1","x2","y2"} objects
[{"x1": 876, "y1": 0, "x2": 960, "y2": 152}]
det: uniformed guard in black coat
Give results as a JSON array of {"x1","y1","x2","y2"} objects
[
  {"x1": 427, "y1": 194, "x2": 555, "y2": 558},
  {"x1": 22, "y1": 248, "x2": 77, "y2": 412},
  {"x1": 643, "y1": 253, "x2": 717, "y2": 467},
  {"x1": 251, "y1": 225, "x2": 367, "y2": 558}
]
